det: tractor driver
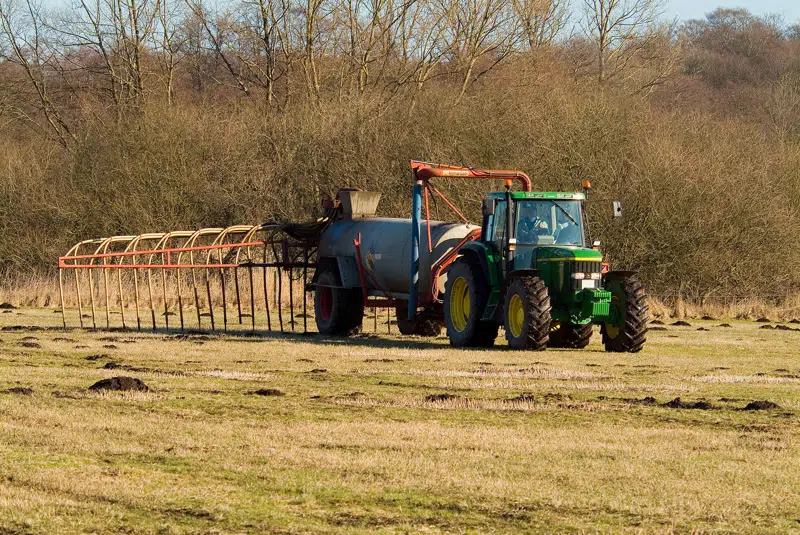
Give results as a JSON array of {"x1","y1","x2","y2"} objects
[{"x1": 516, "y1": 202, "x2": 551, "y2": 243}]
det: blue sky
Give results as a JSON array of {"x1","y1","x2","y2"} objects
[{"x1": 665, "y1": 0, "x2": 800, "y2": 23}]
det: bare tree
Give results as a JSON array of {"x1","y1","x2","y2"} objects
[
  {"x1": 153, "y1": 0, "x2": 183, "y2": 104},
  {"x1": 513, "y1": 0, "x2": 569, "y2": 49},
  {"x1": 442, "y1": 0, "x2": 521, "y2": 104},
  {"x1": 183, "y1": 0, "x2": 251, "y2": 95},
  {"x1": 0, "y1": 0, "x2": 76, "y2": 148},
  {"x1": 582, "y1": 0, "x2": 663, "y2": 83}
]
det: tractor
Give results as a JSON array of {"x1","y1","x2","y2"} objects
[{"x1": 442, "y1": 188, "x2": 648, "y2": 352}]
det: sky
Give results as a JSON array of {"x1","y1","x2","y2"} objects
[{"x1": 665, "y1": 0, "x2": 800, "y2": 23}]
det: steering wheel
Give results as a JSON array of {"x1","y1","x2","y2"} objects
[{"x1": 521, "y1": 217, "x2": 544, "y2": 235}]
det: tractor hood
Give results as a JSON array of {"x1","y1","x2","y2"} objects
[{"x1": 533, "y1": 246, "x2": 602, "y2": 264}]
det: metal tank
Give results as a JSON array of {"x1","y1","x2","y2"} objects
[
  {"x1": 317, "y1": 217, "x2": 479, "y2": 294},
  {"x1": 318, "y1": 218, "x2": 478, "y2": 296}
]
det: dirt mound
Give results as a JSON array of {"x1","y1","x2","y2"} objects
[
  {"x1": 53, "y1": 337, "x2": 77, "y2": 342},
  {"x1": 662, "y1": 397, "x2": 714, "y2": 410},
  {"x1": 649, "y1": 326, "x2": 667, "y2": 331},
  {"x1": 759, "y1": 325, "x2": 774, "y2": 330},
  {"x1": 701, "y1": 315, "x2": 715, "y2": 320},
  {"x1": 103, "y1": 362, "x2": 120, "y2": 369},
  {"x1": 0, "y1": 303, "x2": 17, "y2": 309},
  {"x1": 2, "y1": 387, "x2": 33, "y2": 395},
  {"x1": 89, "y1": 376, "x2": 149, "y2": 392},
  {"x1": 103, "y1": 344, "x2": 118, "y2": 349},
  {"x1": 697, "y1": 327, "x2": 710, "y2": 331},
  {"x1": 21, "y1": 336, "x2": 38, "y2": 341},
  {"x1": 650, "y1": 319, "x2": 665, "y2": 325},
  {"x1": 506, "y1": 393, "x2": 536, "y2": 403},
  {"x1": 308, "y1": 369, "x2": 327, "y2": 373},
  {"x1": 743, "y1": 400, "x2": 781, "y2": 411},
  {"x1": 717, "y1": 323, "x2": 732, "y2": 328},
  {"x1": 18, "y1": 341, "x2": 41, "y2": 348},
  {"x1": 775, "y1": 325, "x2": 799, "y2": 332},
  {"x1": 789, "y1": 319, "x2": 800, "y2": 324},
  {"x1": 425, "y1": 393, "x2": 459, "y2": 402},
  {"x1": 1, "y1": 325, "x2": 42, "y2": 331},
  {"x1": 364, "y1": 358, "x2": 400, "y2": 363},
  {"x1": 297, "y1": 358, "x2": 314, "y2": 363},
  {"x1": 85, "y1": 354, "x2": 108, "y2": 361},
  {"x1": 671, "y1": 321, "x2": 691, "y2": 326},
  {"x1": 755, "y1": 317, "x2": 770, "y2": 323},
  {"x1": 252, "y1": 388, "x2": 285, "y2": 396}
]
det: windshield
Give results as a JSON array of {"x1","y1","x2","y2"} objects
[{"x1": 515, "y1": 200, "x2": 584, "y2": 246}]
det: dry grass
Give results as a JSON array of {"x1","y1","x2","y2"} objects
[{"x1": 0, "y1": 308, "x2": 799, "y2": 533}]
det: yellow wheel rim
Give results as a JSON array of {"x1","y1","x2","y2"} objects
[
  {"x1": 508, "y1": 294, "x2": 524, "y2": 338},
  {"x1": 450, "y1": 277, "x2": 470, "y2": 332}
]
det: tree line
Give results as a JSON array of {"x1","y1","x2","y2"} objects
[{"x1": 0, "y1": 2, "x2": 799, "y2": 301}]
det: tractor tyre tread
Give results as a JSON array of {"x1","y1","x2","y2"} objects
[
  {"x1": 314, "y1": 269, "x2": 363, "y2": 336},
  {"x1": 504, "y1": 276, "x2": 551, "y2": 351},
  {"x1": 601, "y1": 276, "x2": 648, "y2": 353},
  {"x1": 549, "y1": 323, "x2": 593, "y2": 349}
]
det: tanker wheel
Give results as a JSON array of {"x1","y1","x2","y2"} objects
[
  {"x1": 396, "y1": 307, "x2": 443, "y2": 337},
  {"x1": 504, "y1": 276, "x2": 551, "y2": 350},
  {"x1": 549, "y1": 321, "x2": 592, "y2": 349},
  {"x1": 314, "y1": 269, "x2": 364, "y2": 336},
  {"x1": 444, "y1": 259, "x2": 493, "y2": 347},
  {"x1": 601, "y1": 275, "x2": 648, "y2": 353}
]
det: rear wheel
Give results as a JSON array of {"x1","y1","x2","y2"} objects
[
  {"x1": 314, "y1": 269, "x2": 364, "y2": 336},
  {"x1": 601, "y1": 275, "x2": 648, "y2": 352},
  {"x1": 396, "y1": 306, "x2": 443, "y2": 337},
  {"x1": 444, "y1": 259, "x2": 495, "y2": 347},
  {"x1": 549, "y1": 322, "x2": 593, "y2": 349},
  {"x1": 504, "y1": 276, "x2": 551, "y2": 350}
]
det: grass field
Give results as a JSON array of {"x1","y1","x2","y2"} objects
[{"x1": 1, "y1": 308, "x2": 799, "y2": 534}]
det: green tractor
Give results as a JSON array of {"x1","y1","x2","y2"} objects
[{"x1": 442, "y1": 189, "x2": 649, "y2": 352}]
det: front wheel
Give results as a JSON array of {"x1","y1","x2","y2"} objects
[
  {"x1": 601, "y1": 275, "x2": 648, "y2": 352},
  {"x1": 549, "y1": 322, "x2": 593, "y2": 349},
  {"x1": 504, "y1": 276, "x2": 551, "y2": 350}
]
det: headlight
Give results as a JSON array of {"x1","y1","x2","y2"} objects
[
  {"x1": 590, "y1": 272, "x2": 601, "y2": 280},
  {"x1": 571, "y1": 272, "x2": 585, "y2": 280}
]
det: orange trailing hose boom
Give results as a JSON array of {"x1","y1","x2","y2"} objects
[{"x1": 410, "y1": 160, "x2": 533, "y2": 192}]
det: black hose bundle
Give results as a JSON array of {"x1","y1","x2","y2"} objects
[{"x1": 259, "y1": 206, "x2": 341, "y2": 245}]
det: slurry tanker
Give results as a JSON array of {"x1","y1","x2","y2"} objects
[{"x1": 59, "y1": 160, "x2": 648, "y2": 352}]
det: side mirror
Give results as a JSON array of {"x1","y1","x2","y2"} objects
[
  {"x1": 482, "y1": 198, "x2": 496, "y2": 216},
  {"x1": 612, "y1": 200, "x2": 622, "y2": 218}
]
